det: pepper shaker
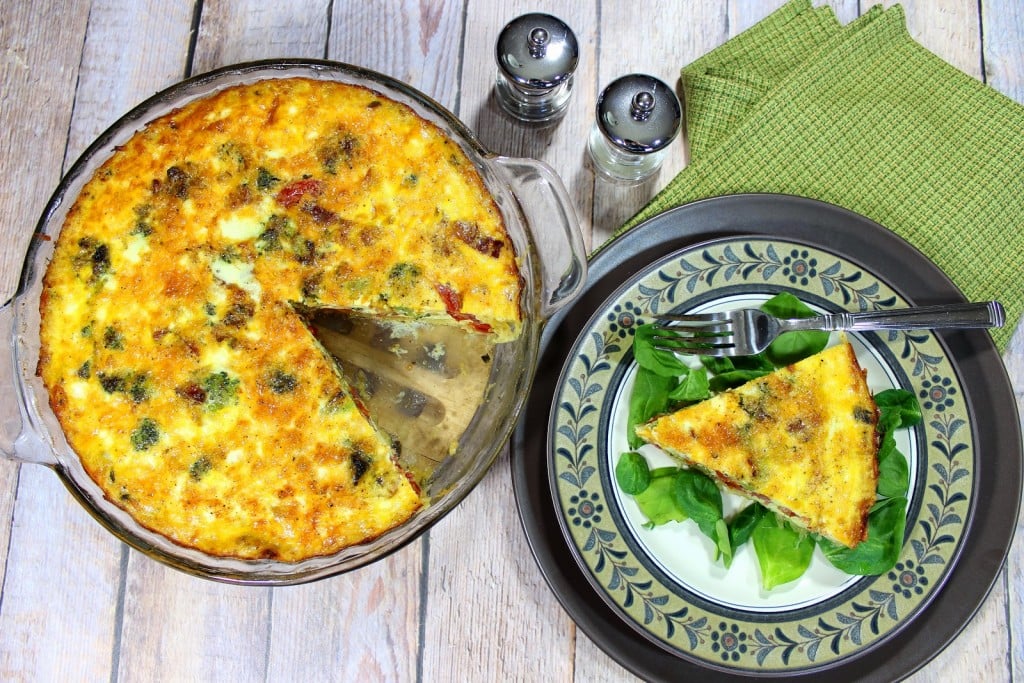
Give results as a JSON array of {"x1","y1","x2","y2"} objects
[
  {"x1": 494, "y1": 13, "x2": 579, "y2": 124},
  {"x1": 587, "y1": 74, "x2": 682, "y2": 183}
]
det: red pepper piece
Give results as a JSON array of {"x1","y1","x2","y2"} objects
[
  {"x1": 434, "y1": 284, "x2": 492, "y2": 333},
  {"x1": 275, "y1": 178, "x2": 324, "y2": 207}
]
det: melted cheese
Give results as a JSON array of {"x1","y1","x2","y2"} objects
[
  {"x1": 38, "y1": 78, "x2": 522, "y2": 561},
  {"x1": 635, "y1": 341, "x2": 879, "y2": 548}
]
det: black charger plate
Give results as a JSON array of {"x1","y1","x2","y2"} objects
[{"x1": 509, "y1": 194, "x2": 1022, "y2": 681}]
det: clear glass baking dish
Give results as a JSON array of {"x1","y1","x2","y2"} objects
[{"x1": 0, "y1": 59, "x2": 586, "y2": 584}]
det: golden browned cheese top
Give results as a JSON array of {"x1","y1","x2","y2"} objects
[
  {"x1": 635, "y1": 342, "x2": 879, "y2": 548},
  {"x1": 37, "y1": 78, "x2": 522, "y2": 561}
]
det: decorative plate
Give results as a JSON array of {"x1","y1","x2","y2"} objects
[{"x1": 548, "y1": 236, "x2": 973, "y2": 674}]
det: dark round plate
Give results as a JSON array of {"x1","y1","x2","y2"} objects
[{"x1": 509, "y1": 194, "x2": 1022, "y2": 681}]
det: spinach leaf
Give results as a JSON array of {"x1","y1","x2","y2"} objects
[
  {"x1": 668, "y1": 366, "x2": 711, "y2": 402},
  {"x1": 752, "y1": 513, "x2": 816, "y2": 590},
  {"x1": 876, "y1": 430, "x2": 910, "y2": 498},
  {"x1": 633, "y1": 324, "x2": 690, "y2": 377},
  {"x1": 701, "y1": 354, "x2": 772, "y2": 391},
  {"x1": 761, "y1": 292, "x2": 829, "y2": 365},
  {"x1": 627, "y1": 366, "x2": 676, "y2": 449},
  {"x1": 615, "y1": 451, "x2": 651, "y2": 495},
  {"x1": 729, "y1": 502, "x2": 769, "y2": 550},
  {"x1": 818, "y1": 496, "x2": 908, "y2": 575},
  {"x1": 671, "y1": 468, "x2": 733, "y2": 565},
  {"x1": 700, "y1": 355, "x2": 736, "y2": 375},
  {"x1": 875, "y1": 388, "x2": 922, "y2": 432},
  {"x1": 714, "y1": 518, "x2": 734, "y2": 568},
  {"x1": 635, "y1": 468, "x2": 689, "y2": 527},
  {"x1": 731, "y1": 353, "x2": 775, "y2": 372},
  {"x1": 671, "y1": 468, "x2": 723, "y2": 538}
]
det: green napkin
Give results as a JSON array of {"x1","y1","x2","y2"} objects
[{"x1": 615, "y1": 0, "x2": 1024, "y2": 351}]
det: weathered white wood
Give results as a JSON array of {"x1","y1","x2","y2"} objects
[
  {"x1": 0, "y1": 2, "x2": 123, "y2": 681},
  {"x1": 267, "y1": 545, "x2": 422, "y2": 681},
  {"x1": 419, "y1": 2, "x2": 596, "y2": 680},
  {"x1": 328, "y1": 0, "x2": 464, "y2": 109},
  {"x1": 0, "y1": 467, "x2": 124, "y2": 681},
  {"x1": 890, "y1": 0, "x2": 983, "y2": 78},
  {"x1": 193, "y1": 0, "x2": 330, "y2": 74},
  {"x1": 0, "y1": 1, "x2": 87, "y2": 300},
  {"x1": 0, "y1": 2, "x2": 1021, "y2": 682},
  {"x1": 983, "y1": 0, "x2": 1024, "y2": 102},
  {"x1": 117, "y1": 556, "x2": 272, "y2": 682},
  {"x1": 65, "y1": 1, "x2": 194, "y2": 164}
]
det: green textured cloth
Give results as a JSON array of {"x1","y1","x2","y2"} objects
[{"x1": 616, "y1": 0, "x2": 1024, "y2": 351}]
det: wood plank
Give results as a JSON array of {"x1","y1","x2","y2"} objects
[
  {"x1": 0, "y1": 1, "x2": 87, "y2": 298},
  {"x1": 0, "y1": 2, "x2": 123, "y2": 681},
  {"x1": 192, "y1": 0, "x2": 330, "y2": 74},
  {"x1": 0, "y1": 468, "x2": 124, "y2": 681},
  {"x1": 982, "y1": 0, "x2": 1024, "y2": 101},
  {"x1": 267, "y1": 546, "x2": 422, "y2": 681},
  {"x1": 419, "y1": 2, "x2": 596, "y2": 680},
  {"x1": 65, "y1": 2, "x2": 193, "y2": 164},
  {"x1": 890, "y1": 0, "x2": 983, "y2": 78},
  {"x1": 117, "y1": 556, "x2": 272, "y2": 682},
  {"x1": 328, "y1": 0, "x2": 464, "y2": 108}
]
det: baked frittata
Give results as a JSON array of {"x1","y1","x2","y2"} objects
[
  {"x1": 635, "y1": 341, "x2": 879, "y2": 548},
  {"x1": 37, "y1": 77, "x2": 522, "y2": 561}
]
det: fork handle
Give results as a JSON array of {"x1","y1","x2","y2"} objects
[{"x1": 784, "y1": 301, "x2": 1005, "y2": 332}]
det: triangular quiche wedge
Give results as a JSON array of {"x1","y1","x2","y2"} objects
[{"x1": 634, "y1": 341, "x2": 880, "y2": 548}]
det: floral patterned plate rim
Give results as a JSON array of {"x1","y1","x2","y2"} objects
[{"x1": 548, "y1": 235, "x2": 974, "y2": 674}]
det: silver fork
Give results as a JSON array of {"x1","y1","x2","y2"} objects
[{"x1": 651, "y1": 301, "x2": 1005, "y2": 357}]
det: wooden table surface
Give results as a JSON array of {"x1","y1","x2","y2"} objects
[{"x1": 1, "y1": 1, "x2": 1021, "y2": 681}]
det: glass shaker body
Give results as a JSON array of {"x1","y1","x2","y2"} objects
[
  {"x1": 494, "y1": 13, "x2": 578, "y2": 123},
  {"x1": 587, "y1": 74, "x2": 682, "y2": 183}
]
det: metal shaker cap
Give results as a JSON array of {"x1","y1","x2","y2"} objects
[
  {"x1": 595, "y1": 74, "x2": 682, "y2": 154},
  {"x1": 495, "y1": 13, "x2": 579, "y2": 91}
]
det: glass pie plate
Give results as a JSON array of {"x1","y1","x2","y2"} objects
[{"x1": 0, "y1": 59, "x2": 587, "y2": 584}]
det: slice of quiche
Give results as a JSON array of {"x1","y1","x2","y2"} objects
[{"x1": 634, "y1": 341, "x2": 880, "y2": 548}]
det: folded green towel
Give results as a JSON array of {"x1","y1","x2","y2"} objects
[{"x1": 615, "y1": 0, "x2": 1024, "y2": 351}]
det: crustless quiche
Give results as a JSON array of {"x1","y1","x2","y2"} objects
[
  {"x1": 635, "y1": 341, "x2": 879, "y2": 548},
  {"x1": 38, "y1": 78, "x2": 522, "y2": 561}
]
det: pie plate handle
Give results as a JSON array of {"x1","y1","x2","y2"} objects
[
  {"x1": 491, "y1": 156, "x2": 587, "y2": 319},
  {"x1": 0, "y1": 297, "x2": 57, "y2": 466}
]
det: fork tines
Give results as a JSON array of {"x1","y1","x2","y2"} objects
[
  {"x1": 650, "y1": 319, "x2": 735, "y2": 354},
  {"x1": 653, "y1": 311, "x2": 731, "y2": 323}
]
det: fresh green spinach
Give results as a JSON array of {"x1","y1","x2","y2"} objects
[
  {"x1": 635, "y1": 467, "x2": 689, "y2": 527},
  {"x1": 761, "y1": 291, "x2": 830, "y2": 365},
  {"x1": 751, "y1": 513, "x2": 816, "y2": 590},
  {"x1": 620, "y1": 293, "x2": 920, "y2": 589},
  {"x1": 818, "y1": 496, "x2": 908, "y2": 575},
  {"x1": 633, "y1": 323, "x2": 690, "y2": 377},
  {"x1": 671, "y1": 468, "x2": 733, "y2": 565},
  {"x1": 626, "y1": 367, "x2": 676, "y2": 449},
  {"x1": 615, "y1": 451, "x2": 651, "y2": 495}
]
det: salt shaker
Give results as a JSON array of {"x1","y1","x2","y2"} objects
[
  {"x1": 494, "y1": 13, "x2": 579, "y2": 123},
  {"x1": 587, "y1": 74, "x2": 682, "y2": 183}
]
